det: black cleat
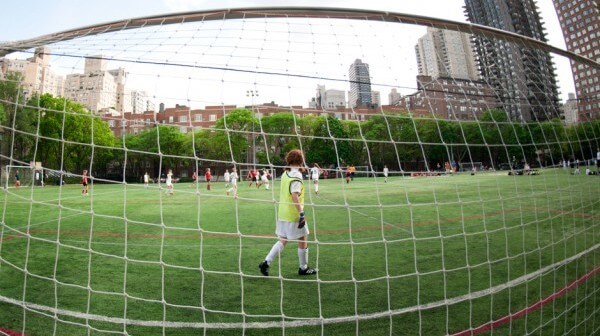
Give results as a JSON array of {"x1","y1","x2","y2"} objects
[
  {"x1": 259, "y1": 261, "x2": 269, "y2": 276},
  {"x1": 298, "y1": 267, "x2": 317, "y2": 275}
]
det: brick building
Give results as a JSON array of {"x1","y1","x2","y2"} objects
[
  {"x1": 102, "y1": 103, "x2": 408, "y2": 137},
  {"x1": 397, "y1": 75, "x2": 500, "y2": 120}
]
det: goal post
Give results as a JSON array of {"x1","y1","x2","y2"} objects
[
  {"x1": 2, "y1": 165, "x2": 44, "y2": 188},
  {"x1": 459, "y1": 161, "x2": 484, "y2": 172}
]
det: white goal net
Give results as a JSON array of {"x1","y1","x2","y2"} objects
[{"x1": 0, "y1": 6, "x2": 598, "y2": 336}]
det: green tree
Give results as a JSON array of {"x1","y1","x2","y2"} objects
[
  {"x1": 214, "y1": 108, "x2": 257, "y2": 163},
  {"x1": 0, "y1": 72, "x2": 34, "y2": 160},
  {"x1": 34, "y1": 94, "x2": 115, "y2": 173},
  {"x1": 306, "y1": 115, "x2": 351, "y2": 166},
  {"x1": 124, "y1": 125, "x2": 189, "y2": 177},
  {"x1": 363, "y1": 115, "x2": 398, "y2": 169},
  {"x1": 190, "y1": 129, "x2": 238, "y2": 162},
  {"x1": 0, "y1": 72, "x2": 23, "y2": 118},
  {"x1": 258, "y1": 112, "x2": 301, "y2": 165}
]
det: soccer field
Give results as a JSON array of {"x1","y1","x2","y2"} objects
[{"x1": 0, "y1": 169, "x2": 598, "y2": 335}]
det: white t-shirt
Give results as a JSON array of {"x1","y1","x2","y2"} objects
[
  {"x1": 288, "y1": 168, "x2": 303, "y2": 194},
  {"x1": 166, "y1": 173, "x2": 173, "y2": 186},
  {"x1": 144, "y1": 174, "x2": 149, "y2": 183},
  {"x1": 230, "y1": 172, "x2": 238, "y2": 185},
  {"x1": 383, "y1": 167, "x2": 389, "y2": 177},
  {"x1": 310, "y1": 167, "x2": 320, "y2": 179},
  {"x1": 224, "y1": 172, "x2": 230, "y2": 182},
  {"x1": 261, "y1": 171, "x2": 269, "y2": 182},
  {"x1": 597, "y1": 151, "x2": 600, "y2": 161}
]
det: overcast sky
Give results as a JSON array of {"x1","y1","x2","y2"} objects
[{"x1": 0, "y1": 0, "x2": 575, "y2": 108}]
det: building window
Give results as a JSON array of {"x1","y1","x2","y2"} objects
[
  {"x1": 209, "y1": 114, "x2": 217, "y2": 121},
  {"x1": 179, "y1": 115, "x2": 188, "y2": 123},
  {"x1": 194, "y1": 114, "x2": 202, "y2": 121}
]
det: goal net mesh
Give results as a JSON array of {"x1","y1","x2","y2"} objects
[{"x1": 0, "y1": 7, "x2": 598, "y2": 336}]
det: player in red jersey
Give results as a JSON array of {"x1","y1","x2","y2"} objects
[
  {"x1": 82, "y1": 170, "x2": 89, "y2": 196},
  {"x1": 191, "y1": 171, "x2": 198, "y2": 187},
  {"x1": 248, "y1": 168, "x2": 259, "y2": 188},
  {"x1": 204, "y1": 168, "x2": 212, "y2": 191}
]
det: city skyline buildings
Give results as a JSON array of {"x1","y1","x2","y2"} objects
[
  {"x1": 348, "y1": 59, "x2": 373, "y2": 108},
  {"x1": 0, "y1": 2, "x2": 596, "y2": 123},
  {"x1": 0, "y1": 46, "x2": 64, "y2": 100},
  {"x1": 27, "y1": 52, "x2": 153, "y2": 115},
  {"x1": 0, "y1": 1, "x2": 582, "y2": 111},
  {"x1": 552, "y1": 0, "x2": 600, "y2": 123},
  {"x1": 415, "y1": 27, "x2": 479, "y2": 81},
  {"x1": 464, "y1": 0, "x2": 561, "y2": 122}
]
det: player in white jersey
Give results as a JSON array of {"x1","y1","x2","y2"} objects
[
  {"x1": 144, "y1": 172, "x2": 150, "y2": 188},
  {"x1": 224, "y1": 169, "x2": 231, "y2": 188},
  {"x1": 165, "y1": 169, "x2": 174, "y2": 196},
  {"x1": 226, "y1": 167, "x2": 238, "y2": 197},
  {"x1": 309, "y1": 163, "x2": 322, "y2": 194},
  {"x1": 259, "y1": 169, "x2": 271, "y2": 190},
  {"x1": 383, "y1": 165, "x2": 389, "y2": 183}
]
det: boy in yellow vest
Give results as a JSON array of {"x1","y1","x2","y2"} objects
[{"x1": 259, "y1": 149, "x2": 317, "y2": 276}]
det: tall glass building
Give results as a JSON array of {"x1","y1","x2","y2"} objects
[
  {"x1": 348, "y1": 59, "x2": 372, "y2": 108},
  {"x1": 464, "y1": 0, "x2": 560, "y2": 121}
]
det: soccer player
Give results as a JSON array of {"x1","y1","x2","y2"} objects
[
  {"x1": 349, "y1": 164, "x2": 356, "y2": 181},
  {"x1": 259, "y1": 149, "x2": 317, "y2": 277},
  {"x1": 226, "y1": 167, "x2": 238, "y2": 197},
  {"x1": 224, "y1": 169, "x2": 230, "y2": 189},
  {"x1": 82, "y1": 170, "x2": 89, "y2": 195},
  {"x1": 383, "y1": 165, "x2": 389, "y2": 183},
  {"x1": 310, "y1": 163, "x2": 322, "y2": 194},
  {"x1": 165, "y1": 169, "x2": 174, "y2": 196},
  {"x1": 205, "y1": 168, "x2": 212, "y2": 191},
  {"x1": 248, "y1": 168, "x2": 259, "y2": 188},
  {"x1": 15, "y1": 170, "x2": 20, "y2": 189},
  {"x1": 191, "y1": 171, "x2": 198, "y2": 187},
  {"x1": 345, "y1": 166, "x2": 351, "y2": 184},
  {"x1": 258, "y1": 169, "x2": 271, "y2": 190},
  {"x1": 144, "y1": 172, "x2": 150, "y2": 188},
  {"x1": 597, "y1": 149, "x2": 600, "y2": 172}
]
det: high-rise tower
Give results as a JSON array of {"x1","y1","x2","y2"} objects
[
  {"x1": 464, "y1": 0, "x2": 560, "y2": 121},
  {"x1": 348, "y1": 59, "x2": 372, "y2": 108},
  {"x1": 552, "y1": 0, "x2": 599, "y2": 122}
]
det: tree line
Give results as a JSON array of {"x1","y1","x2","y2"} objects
[{"x1": 1, "y1": 72, "x2": 599, "y2": 182}]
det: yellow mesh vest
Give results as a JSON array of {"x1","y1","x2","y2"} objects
[{"x1": 278, "y1": 171, "x2": 304, "y2": 222}]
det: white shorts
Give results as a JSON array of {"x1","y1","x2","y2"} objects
[
  {"x1": 261, "y1": 176, "x2": 269, "y2": 182},
  {"x1": 276, "y1": 220, "x2": 309, "y2": 240},
  {"x1": 311, "y1": 175, "x2": 319, "y2": 181},
  {"x1": 166, "y1": 182, "x2": 173, "y2": 187}
]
